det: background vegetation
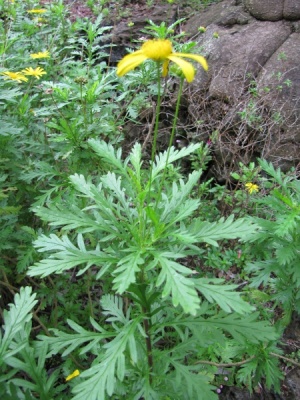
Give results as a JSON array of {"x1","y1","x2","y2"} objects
[{"x1": 0, "y1": 0, "x2": 299, "y2": 399}]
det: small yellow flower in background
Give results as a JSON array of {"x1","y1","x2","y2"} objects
[
  {"x1": 27, "y1": 9, "x2": 47, "y2": 14},
  {"x1": 245, "y1": 182, "x2": 259, "y2": 194},
  {"x1": 198, "y1": 26, "x2": 206, "y2": 33},
  {"x1": 1, "y1": 71, "x2": 28, "y2": 82},
  {"x1": 30, "y1": 51, "x2": 50, "y2": 59},
  {"x1": 34, "y1": 17, "x2": 47, "y2": 24},
  {"x1": 117, "y1": 39, "x2": 208, "y2": 83},
  {"x1": 66, "y1": 369, "x2": 80, "y2": 382},
  {"x1": 213, "y1": 32, "x2": 219, "y2": 39},
  {"x1": 22, "y1": 67, "x2": 47, "y2": 79},
  {"x1": 127, "y1": 22, "x2": 134, "y2": 27}
]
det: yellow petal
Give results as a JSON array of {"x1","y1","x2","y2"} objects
[
  {"x1": 172, "y1": 52, "x2": 208, "y2": 71},
  {"x1": 167, "y1": 55, "x2": 195, "y2": 83},
  {"x1": 162, "y1": 60, "x2": 169, "y2": 77},
  {"x1": 117, "y1": 53, "x2": 147, "y2": 76},
  {"x1": 66, "y1": 369, "x2": 80, "y2": 382}
]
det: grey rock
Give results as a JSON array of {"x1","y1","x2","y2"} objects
[
  {"x1": 243, "y1": 0, "x2": 284, "y2": 21},
  {"x1": 115, "y1": 0, "x2": 300, "y2": 175},
  {"x1": 257, "y1": 33, "x2": 300, "y2": 168},
  {"x1": 284, "y1": 0, "x2": 300, "y2": 20},
  {"x1": 194, "y1": 21, "x2": 291, "y2": 100}
]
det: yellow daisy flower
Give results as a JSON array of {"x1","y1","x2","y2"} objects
[
  {"x1": 30, "y1": 51, "x2": 50, "y2": 59},
  {"x1": 1, "y1": 71, "x2": 28, "y2": 82},
  {"x1": 245, "y1": 182, "x2": 259, "y2": 194},
  {"x1": 117, "y1": 39, "x2": 208, "y2": 83},
  {"x1": 22, "y1": 67, "x2": 47, "y2": 79},
  {"x1": 27, "y1": 9, "x2": 47, "y2": 14},
  {"x1": 65, "y1": 369, "x2": 80, "y2": 382}
]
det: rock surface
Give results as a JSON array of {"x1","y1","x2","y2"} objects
[
  {"x1": 110, "y1": 0, "x2": 300, "y2": 177},
  {"x1": 181, "y1": 0, "x2": 300, "y2": 178}
]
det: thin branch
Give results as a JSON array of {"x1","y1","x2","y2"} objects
[
  {"x1": 270, "y1": 352, "x2": 300, "y2": 367},
  {"x1": 194, "y1": 355, "x2": 255, "y2": 367},
  {"x1": 194, "y1": 353, "x2": 300, "y2": 369}
]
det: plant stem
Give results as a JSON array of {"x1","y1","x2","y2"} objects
[
  {"x1": 156, "y1": 77, "x2": 184, "y2": 205},
  {"x1": 194, "y1": 356, "x2": 255, "y2": 367},
  {"x1": 147, "y1": 63, "x2": 162, "y2": 203},
  {"x1": 143, "y1": 307, "x2": 153, "y2": 385},
  {"x1": 195, "y1": 353, "x2": 300, "y2": 368}
]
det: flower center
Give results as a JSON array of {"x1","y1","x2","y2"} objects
[{"x1": 142, "y1": 39, "x2": 173, "y2": 61}]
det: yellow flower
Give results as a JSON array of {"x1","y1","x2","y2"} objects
[
  {"x1": 22, "y1": 67, "x2": 47, "y2": 79},
  {"x1": 66, "y1": 369, "x2": 80, "y2": 382},
  {"x1": 34, "y1": 17, "x2": 47, "y2": 24},
  {"x1": 1, "y1": 71, "x2": 28, "y2": 82},
  {"x1": 27, "y1": 9, "x2": 47, "y2": 14},
  {"x1": 245, "y1": 182, "x2": 259, "y2": 194},
  {"x1": 117, "y1": 39, "x2": 208, "y2": 83},
  {"x1": 30, "y1": 51, "x2": 50, "y2": 59},
  {"x1": 198, "y1": 26, "x2": 206, "y2": 33}
]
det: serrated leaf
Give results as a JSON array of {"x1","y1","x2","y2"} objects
[
  {"x1": 191, "y1": 215, "x2": 258, "y2": 246},
  {"x1": 88, "y1": 139, "x2": 127, "y2": 175},
  {"x1": 33, "y1": 204, "x2": 100, "y2": 232},
  {"x1": 156, "y1": 256, "x2": 200, "y2": 315},
  {"x1": 0, "y1": 287, "x2": 37, "y2": 362},
  {"x1": 112, "y1": 251, "x2": 144, "y2": 293},
  {"x1": 173, "y1": 312, "x2": 278, "y2": 344},
  {"x1": 38, "y1": 319, "x2": 114, "y2": 357},
  {"x1": 151, "y1": 143, "x2": 201, "y2": 179},
  {"x1": 71, "y1": 318, "x2": 141, "y2": 400},
  {"x1": 171, "y1": 360, "x2": 217, "y2": 400},
  {"x1": 28, "y1": 234, "x2": 115, "y2": 277},
  {"x1": 101, "y1": 295, "x2": 127, "y2": 325},
  {"x1": 194, "y1": 278, "x2": 254, "y2": 314}
]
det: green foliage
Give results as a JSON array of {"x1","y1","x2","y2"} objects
[
  {"x1": 246, "y1": 160, "x2": 300, "y2": 325},
  {"x1": 0, "y1": 288, "x2": 56, "y2": 399},
  {"x1": 26, "y1": 141, "x2": 279, "y2": 399},
  {"x1": 0, "y1": 1, "x2": 294, "y2": 398}
]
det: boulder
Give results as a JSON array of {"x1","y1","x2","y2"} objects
[
  {"x1": 244, "y1": 0, "x2": 284, "y2": 21},
  {"x1": 283, "y1": 0, "x2": 300, "y2": 20},
  {"x1": 180, "y1": 0, "x2": 300, "y2": 177},
  {"x1": 257, "y1": 33, "x2": 300, "y2": 169},
  {"x1": 195, "y1": 20, "x2": 291, "y2": 100},
  {"x1": 114, "y1": 0, "x2": 300, "y2": 176},
  {"x1": 244, "y1": 0, "x2": 300, "y2": 21}
]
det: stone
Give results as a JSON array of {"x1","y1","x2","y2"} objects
[
  {"x1": 257, "y1": 33, "x2": 300, "y2": 169},
  {"x1": 183, "y1": 0, "x2": 252, "y2": 37},
  {"x1": 114, "y1": 0, "x2": 300, "y2": 175},
  {"x1": 194, "y1": 20, "x2": 291, "y2": 100},
  {"x1": 180, "y1": 0, "x2": 300, "y2": 175},
  {"x1": 243, "y1": 0, "x2": 284, "y2": 21},
  {"x1": 283, "y1": 0, "x2": 300, "y2": 20}
]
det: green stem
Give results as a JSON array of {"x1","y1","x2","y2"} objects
[
  {"x1": 147, "y1": 63, "x2": 162, "y2": 203},
  {"x1": 143, "y1": 309, "x2": 153, "y2": 385},
  {"x1": 156, "y1": 77, "x2": 184, "y2": 204}
]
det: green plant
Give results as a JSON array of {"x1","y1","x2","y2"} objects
[
  {"x1": 25, "y1": 32, "x2": 280, "y2": 393},
  {"x1": 246, "y1": 159, "x2": 300, "y2": 327},
  {"x1": 0, "y1": 287, "x2": 57, "y2": 399},
  {"x1": 0, "y1": 3, "x2": 293, "y2": 398},
  {"x1": 27, "y1": 139, "x2": 279, "y2": 399}
]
